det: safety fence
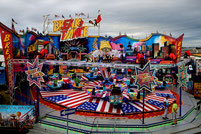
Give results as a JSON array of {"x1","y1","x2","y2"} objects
[{"x1": 38, "y1": 107, "x2": 195, "y2": 133}]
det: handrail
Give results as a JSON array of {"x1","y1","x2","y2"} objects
[{"x1": 45, "y1": 106, "x2": 195, "y2": 128}]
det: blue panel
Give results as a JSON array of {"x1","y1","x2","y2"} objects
[
  {"x1": 146, "y1": 99, "x2": 164, "y2": 109},
  {"x1": 87, "y1": 37, "x2": 96, "y2": 53},
  {"x1": 0, "y1": 68, "x2": 6, "y2": 85},
  {"x1": 44, "y1": 95, "x2": 70, "y2": 103},
  {"x1": 121, "y1": 102, "x2": 141, "y2": 113},
  {"x1": 155, "y1": 93, "x2": 176, "y2": 99},
  {"x1": 50, "y1": 35, "x2": 60, "y2": 50},
  {"x1": 76, "y1": 102, "x2": 98, "y2": 111}
]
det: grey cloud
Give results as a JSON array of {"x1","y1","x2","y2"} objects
[{"x1": 0, "y1": 0, "x2": 201, "y2": 46}]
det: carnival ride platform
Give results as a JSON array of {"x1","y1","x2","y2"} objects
[
  {"x1": 32, "y1": 82, "x2": 179, "y2": 118},
  {"x1": 29, "y1": 87, "x2": 201, "y2": 134}
]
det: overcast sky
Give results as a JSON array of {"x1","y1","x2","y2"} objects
[{"x1": 0, "y1": 0, "x2": 201, "y2": 47}]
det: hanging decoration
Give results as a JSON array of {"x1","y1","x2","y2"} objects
[
  {"x1": 25, "y1": 56, "x2": 45, "y2": 88},
  {"x1": 135, "y1": 61, "x2": 156, "y2": 92},
  {"x1": 89, "y1": 10, "x2": 102, "y2": 26}
]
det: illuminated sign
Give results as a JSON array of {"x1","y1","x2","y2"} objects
[
  {"x1": 3, "y1": 34, "x2": 12, "y2": 63},
  {"x1": 177, "y1": 63, "x2": 187, "y2": 88},
  {"x1": 53, "y1": 18, "x2": 88, "y2": 41},
  {"x1": 135, "y1": 62, "x2": 156, "y2": 92},
  {"x1": 27, "y1": 43, "x2": 37, "y2": 53},
  {"x1": 25, "y1": 56, "x2": 45, "y2": 88}
]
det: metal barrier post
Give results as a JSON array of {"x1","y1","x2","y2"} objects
[
  {"x1": 142, "y1": 88, "x2": 145, "y2": 124},
  {"x1": 180, "y1": 86, "x2": 182, "y2": 116},
  {"x1": 66, "y1": 115, "x2": 69, "y2": 134},
  {"x1": 96, "y1": 118, "x2": 99, "y2": 132},
  {"x1": 114, "y1": 118, "x2": 117, "y2": 132},
  {"x1": 36, "y1": 86, "x2": 40, "y2": 122}
]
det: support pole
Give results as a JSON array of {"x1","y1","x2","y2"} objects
[
  {"x1": 192, "y1": 73, "x2": 195, "y2": 96},
  {"x1": 98, "y1": 24, "x2": 100, "y2": 36},
  {"x1": 36, "y1": 86, "x2": 40, "y2": 122},
  {"x1": 180, "y1": 86, "x2": 182, "y2": 116},
  {"x1": 142, "y1": 88, "x2": 145, "y2": 124}
]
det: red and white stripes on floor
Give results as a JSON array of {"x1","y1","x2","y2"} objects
[
  {"x1": 40, "y1": 89, "x2": 75, "y2": 97},
  {"x1": 145, "y1": 95, "x2": 175, "y2": 103},
  {"x1": 82, "y1": 80, "x2": 102, "y2": 89},
  {"x1": 130, "y1": 100, "x2": 160, "y2": 112},
  {"x1": 81, "y1": 75, "x2": 89, "y2": 81},
  {"x1": 40, "y1": 88, "x2": 176, "y2": 114},
  {"x1": 57, "y1": 91, "x2": 91, "y2": 108},
  {"x1": 88, "y1": 98, "x2": 122, "y2": 114}
]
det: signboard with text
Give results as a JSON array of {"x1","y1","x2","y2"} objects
[
  {"x1": 0, "y1": 105, "x2": 35, "y2": 121},
  {"x1": 53, "y1": 18, "x2": 88, "y2": 41},
  {"x1": 0, "y1": 26, "x2": 13, "y2": 85},
  {"x1": 25, "y1": 56, "x2": 45, "y2": 88},
  {"x1": 177, "y1": 63, "x2": 188, "y2": 88},
  {"x1": 135, "y1": 62, "x2": 156, "y2": 92}
]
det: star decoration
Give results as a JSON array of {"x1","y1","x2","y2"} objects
[
  {"x1": 135, "y1": 61, "x2": 156, "y2": 92},
  {"x1": 177, "y1": 63, "x2": 188, "y2": 88},
  {"x1": 25, "y1": 56, "x2": 45, "y2": 88}
]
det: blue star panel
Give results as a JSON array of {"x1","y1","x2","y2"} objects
[
  {"x1": 44, "y1": 95, "x2": 70, "y2": 103},
  {"x1": 177, "y1": 63, "x2": 188, "y2": 88},
  {"x1": 25, "y1": 57, "x2": 45, "y2": 88},
  {"x1": 135, "y1": 62, "x2": 156, "y2": 92},
  {"x1": 121, "y1": 102, "x2": 141, "y2": 114},
  {"x1": 155, "y1": 93, "x2": 176, "y2": 99},
  {"x1": 146, "y1": 99, "x2": 164, "y2": 109},
  {"x1": 77, "y1": 102, "x2": 98, "y2": 111}
]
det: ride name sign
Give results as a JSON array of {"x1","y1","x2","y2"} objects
[
  {"x1": 53, "y1": 18, "x2": 88, "y2": 41},
  {"x1": 60, "y1": 108, "x2": 76, "y2": 116},
  {"x1": 137, "y1": 73, "x2": 155, "y2": 83}
]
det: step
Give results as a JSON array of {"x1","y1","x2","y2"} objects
[
  {"x1": 42, "y1": 117, "x2": 92, "y2": 132},
  {"x1": 40, "y1": 106, "x2": 196, "y2": 133},
  {"x1": 39, "y1": 119, "x2": 132, "y2": 133},
  {"x1": 41, "y1": 115, "x2": 147, "y2": 133},
  {"x1": 28, "y1": 124, "x2": 62, "y2": 134},
  {"x1": 39, "y1": 120, "x2": 88, "y2": 134}
]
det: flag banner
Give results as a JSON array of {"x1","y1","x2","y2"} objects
[{"x1": 176, "y1": 34, "x2": 184, "y2": 59}]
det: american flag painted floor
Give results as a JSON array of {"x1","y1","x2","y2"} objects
[
  {"x1": 82, "y1": 80, "x2": 102, "y2": 90},
  {"x1": 40, "y1": 84, "x2": 176, "y2": 114}
]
